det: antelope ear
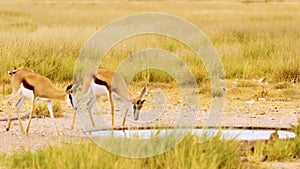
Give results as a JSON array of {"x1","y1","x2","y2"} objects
[
  {"x1": 65, "y1": 84, "x2": 73, "y2": 93},
  {"x1": 8, "y1": 71, "x2": 14, "y2": 76},
  {"x1": 8, "y1": 69, "x2": 17, "y2": 76},
  {"x1": 141, "y1": 99, "x2": 146, "y2": 104},
  {"x1": 139, "y1": 85, "x2": 147, "y2": 99}
]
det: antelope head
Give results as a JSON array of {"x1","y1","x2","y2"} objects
[{"x1": 131, "y1": 85, "x2": 146, "y2": 120}]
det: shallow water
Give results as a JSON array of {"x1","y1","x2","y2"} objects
[{"x1": 88, "y1": 128, "x2": 296, "y2": 141}]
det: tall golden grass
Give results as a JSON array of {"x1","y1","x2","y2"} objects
[
  {"x1": 0, "y1": 2, "x2": 300, "y2": 168},
  {"x1": 1, "y1": 0, "x2": 299, "y2": 91}
]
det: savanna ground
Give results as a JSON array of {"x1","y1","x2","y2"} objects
[{"x1": 0, "y1": 0, "x2": 300, "y2": 168}]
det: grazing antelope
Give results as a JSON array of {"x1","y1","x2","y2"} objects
[
  {"x1": 6, "y1": 67, "x2": 76, "y2": 136},
  {"x1": 76, "y1": 67, "x2": 146, "y2": 126}
]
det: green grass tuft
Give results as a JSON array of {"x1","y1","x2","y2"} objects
[
  {"x1": 0, "y1": 134, "x2": 242, "y2": 169},
  {"x1": 34, "y1": 101, "x2": 63, "y2": 118}
]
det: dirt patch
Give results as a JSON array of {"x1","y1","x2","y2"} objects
[
  {"x1": 0, "y1": 113, "x2": 83, "y2": 155},
  {"x1": 0, "y1": 82, "x2": 300, "y2": 169},
  {"x1": 258, "y1": 161, "x2": 300, "y2": 169},
  {"x1": 1, "y1": 106, "x2": 299, "y2": 155}
]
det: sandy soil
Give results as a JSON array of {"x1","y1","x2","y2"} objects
[
  {"x1": 0, "y1": 113, "x2": 84, "y2": 155},
  {"x1": 1, "y1": 109, "x2": 300, "y2": 169},
  {"x1": 0, "y1": 84, "x2": 300, "y2": 168},
  {"x1": 0, "y1": 102, "x2": 299, "y2": 154}
]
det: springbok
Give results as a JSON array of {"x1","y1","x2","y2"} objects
[
  {"x1": 6, "y1": 67, "x2": 76, "y2": 136},
  {"x1": 76, "y1": 67, "x2": 146, "y2": 126}
]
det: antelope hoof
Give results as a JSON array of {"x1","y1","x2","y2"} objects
[{"x1": 6, "y1": 127, "x2": 9, "y2": 131}]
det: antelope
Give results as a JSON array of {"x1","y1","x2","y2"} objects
[
  {"x1": 6, "y1": 67, "x2": 76, "y2": 136},
  {"x1": 76, "y1": 67, "x2": 146, "y2": 126}
]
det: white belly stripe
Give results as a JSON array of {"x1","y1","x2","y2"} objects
[
  {"x1": 20, "y1": 83, "x2": 34, "y2": 99},
  {"x1": 90, "y1": 80, "x2": 109, "y2": 96},
  {"x1": 20, "y1": 83, "x2": 49, "y2": 101}
]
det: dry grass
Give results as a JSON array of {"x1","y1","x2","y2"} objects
[
  {"x1": 0, "y1": 0, "x2": 299, "y2": 118},
  {"x1": 0, "y1": 134, "x2": 243, "y2": 169},
  {"x1": 1, "y1": 1, "x2": 300, "y2": 87},
  {"x1": 0, "y1": 1, "x2": 300, "y2": 168}
]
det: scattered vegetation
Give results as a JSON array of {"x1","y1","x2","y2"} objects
[
  {"x1": 34, "y1": 101, "x2": 63, "y2": 118},
  {"x1": 247, "y1": 119, "x2": 300, "y2": 162},
  {"x1": 2, "y1": 119, "x2": 300, "y2": 168},
  {"x1": 0, "y1": 134, "x2": 242, "y2": 169},
  {"x1": 1, "y1": 119, "x2": 300, "y2": 168},
  {"x1": 0, "y1": 0, "x2": 300, "y2": 168},
  {"x1": 1, "y1": 0, "x2": 300, "y2": 95}
]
